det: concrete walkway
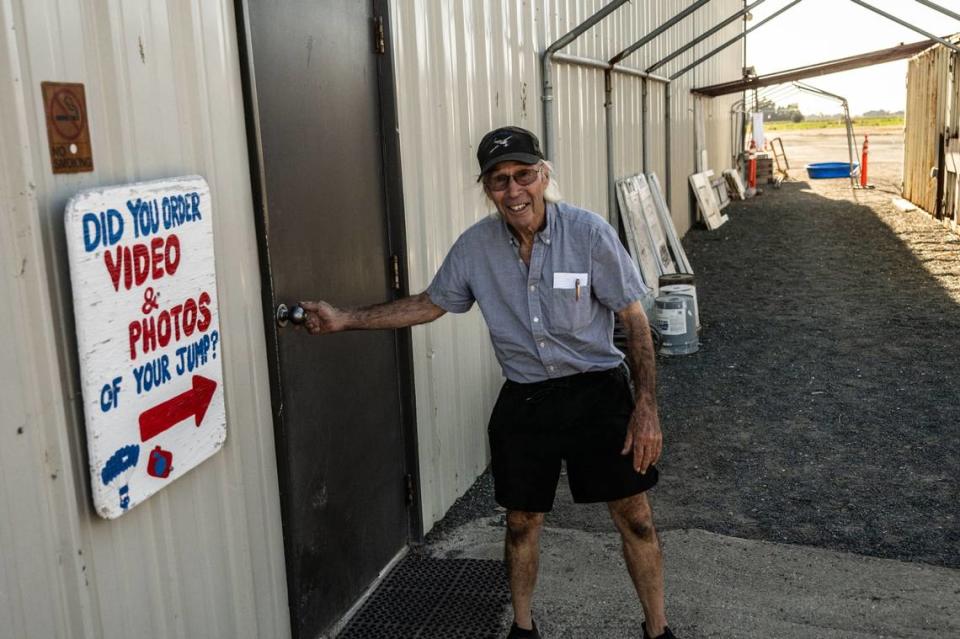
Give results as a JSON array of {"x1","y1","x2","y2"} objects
[{"x1": 429, "y1": 517, "x2": 960, "y2": 638}]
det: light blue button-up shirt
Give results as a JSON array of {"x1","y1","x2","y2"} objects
[{"x1": 427, "y1": 201, "x2": 648, "y2": 383}]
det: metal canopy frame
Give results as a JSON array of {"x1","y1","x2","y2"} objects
[
  {"x1": 914, "y1": 0, "x2": 960, "y2": 23},
  {"x1": 538, "y1": 0, "x2": 959, "y2": 229},
  {"x1": 610, "y1": 0, "x2": 713, "y2": 67},
  {"x1": 849, "y1": 0, "x2": 960, "y2": 54},
  {"x1": 669, "y1": 0, "x2": 804, "y2": 82},
  {"x1": 541, "y1": 0, "x2": 631, "y2": 161},
  {"x1": 692, "y1": 38, "x2": 938, "y2": 96},
  {"x1": 646, "y1": 0, "x2": 771, "y2": 75}
]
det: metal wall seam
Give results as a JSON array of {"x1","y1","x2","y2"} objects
[
  {"x1": 389, "y1": 0, "x2": 744, "y2": 531},
  {"x1": 0, "y1": 0, "x2": 290, "y2": 637}
]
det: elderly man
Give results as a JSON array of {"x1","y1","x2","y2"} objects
[{"x1": 301, "y1": 126, "x2": 675, "y2": 639}]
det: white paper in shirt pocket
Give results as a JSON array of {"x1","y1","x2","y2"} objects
[{"x1": 553, "y1": 272, "x2": 589, "y2": 289}]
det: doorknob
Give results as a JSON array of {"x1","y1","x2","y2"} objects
[{"x1": 276, "y1": 303, "x2": 306, "y2": 327}]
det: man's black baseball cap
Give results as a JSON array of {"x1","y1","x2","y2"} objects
[{"x1": 477, "y1": 126, "x2": 544, "y2": 175}]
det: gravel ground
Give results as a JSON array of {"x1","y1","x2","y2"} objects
[
  {"x1": 653, "y1": 178, "x2": 960, "y2": 568},
  {"x1": 426, "y1": 152, "x2": 960, "y2": 570}
]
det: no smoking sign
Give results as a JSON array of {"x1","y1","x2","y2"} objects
[{"x1": 42, "y1": 81, "x2": 94, "y2": 174}]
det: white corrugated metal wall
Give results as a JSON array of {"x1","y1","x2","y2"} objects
[
  {"x1": 0, "y1": 1, "x2": 290, "y2": 638},
  {"x1": 390, "y1": 0, "x2": 744, "y2": 530}
]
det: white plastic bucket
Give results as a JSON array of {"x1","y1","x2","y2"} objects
[
  {"x1": 654, "y1": 294, "x2": 698, "y2": 356},
  {"x1": 659, "y1": 283, "x2": 699, "y2": 331}
]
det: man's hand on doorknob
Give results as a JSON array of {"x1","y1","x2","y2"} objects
[{"x1": 299, "y1": 301, "x2": 348, "y2": 335}]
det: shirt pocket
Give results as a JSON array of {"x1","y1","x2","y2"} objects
[{"x1": 547, "y1": 286, "x2": 592, "y2": 334}]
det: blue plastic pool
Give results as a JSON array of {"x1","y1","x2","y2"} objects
[{"x1": 806, "y1": 162, "x2": 859, "y2": 179}]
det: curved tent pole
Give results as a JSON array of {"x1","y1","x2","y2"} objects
[
  {"x1": 913, "y1": 0, "x2": 960, "y2": 25},
  {"x1": 848, "y1": 0, "x2": 960, "y2": 54},
  {"x1": 541, "y1": 0, "x2": 631, "y2": 162}
]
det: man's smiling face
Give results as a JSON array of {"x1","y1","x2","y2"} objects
[{"x1": 483, "y1": 161, "x2": 548, "y2": 232}]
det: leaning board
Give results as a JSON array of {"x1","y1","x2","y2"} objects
[
  {"x1": 712, "y1": 176, "x2": 731, "y2": 210},
  {"x1": 690, "y1": 170, "x2": 728, "y2": 231},
  {"x1": 647, "y1": 173, "x2": 693, "y2": 274},
  {"x1": 634, "y1": 174, "x2": 677, "y2": 275},
  {"x1": 722, "y1": 168, "x2": 746, "y2": 200},
  {"x1": 616, "y1": 177, "x2": 660, "y2": 295}
]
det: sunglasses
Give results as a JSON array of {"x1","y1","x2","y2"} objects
[{"x1": 483, "y1": 166, "x2": 542, "y2": 192}]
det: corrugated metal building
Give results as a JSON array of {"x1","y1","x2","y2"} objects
[{"x1": 1, "y1": 1, "x2": 743, "y2": 637}]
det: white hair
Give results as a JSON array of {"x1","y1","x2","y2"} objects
[
  {"x1": 477, "y1": 160, "x2": 563, "y2": 217},
  {"x1": 542, "y1": 161, "x2": 563, "y2": 203}
]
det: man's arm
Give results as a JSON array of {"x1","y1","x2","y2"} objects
[
  {"x1": 300, "y1": 292, "x2": 446, "y2": 335},
  {"x1": 616, "y1": 300, "x2": 662, "y2": 474}
]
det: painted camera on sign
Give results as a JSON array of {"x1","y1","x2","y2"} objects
[{"x1": 147, "y1": 446, "x2": 173, "y2": 479}]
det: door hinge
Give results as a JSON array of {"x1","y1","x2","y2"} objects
[
  {"x1": 404, "y1": 473, "x2": 415, "y2": 506},
  {"x1": 373, "y1": 15, "x2": 385, "y2": 55},
  {"x1": 390, "y1": 254, "x2": 401, "y2": 291}
]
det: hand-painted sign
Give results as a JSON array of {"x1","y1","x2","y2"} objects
[
  {"x1": 41, "y1": 82, "x2": 94, "y2": 174},
  {"x1": 64, "y1": 176, "x2": 226, "y2": 519}
]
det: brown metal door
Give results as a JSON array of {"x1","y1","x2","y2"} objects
[{"x1": 237, "y1": 1, "x2": 416, "y2": 636}]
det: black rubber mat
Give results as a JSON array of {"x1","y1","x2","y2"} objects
[{"x1": 338, "y1": 555, "x2": 511, "y2": 638}]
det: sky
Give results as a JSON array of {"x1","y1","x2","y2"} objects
[{"x1": 745, "y1": 0, "x2": 957, "y2": 115}]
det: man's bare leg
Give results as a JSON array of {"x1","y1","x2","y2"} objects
[
  {"x1": 608, "y1": 492, "x2": 668, "y2": 636},
  {"x1": 505, "y1": 510, "x2": 545, "y2": 630}
]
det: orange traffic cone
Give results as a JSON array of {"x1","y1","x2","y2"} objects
[{"x1": 860, "y1": 135, "x2": 869, "y2": 188}]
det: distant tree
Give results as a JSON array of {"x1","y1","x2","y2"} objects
[
  {"x1": 808, "y1": 112, "x2": 844, "y2": 121},
  {"x1": 755, "y1": 98, "x2": 805, "y2": 122},
  {"x1": 791, "y1": 112, "x2": 804, "y2": 123},
  {"x1": 861, "y1": 109, "x2": 905, "y2": 118}
]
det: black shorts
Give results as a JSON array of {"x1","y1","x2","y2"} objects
[{"x1": 487, "y1": 364, "x2": 659, "y2": 512}]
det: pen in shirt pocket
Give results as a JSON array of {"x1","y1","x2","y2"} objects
[{"x1": 575, "y1": 278, "x2": 581, "y2": 301}]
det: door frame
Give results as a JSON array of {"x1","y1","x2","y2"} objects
[{"x1": 232, "y1": 0, "x2": 424, "y2": 627}]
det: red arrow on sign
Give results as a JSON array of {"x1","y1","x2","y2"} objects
[{"x1": 139, "y1": 375, "x2": 217, "y2": 442}]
